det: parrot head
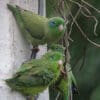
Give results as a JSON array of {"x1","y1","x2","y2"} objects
[
  {"x1": 47, "y1": 17, "x2": 65, "y2": 41},
  {"x1": 48, "y1": 44, "x2": 65, "y2": 62},
  {"x1": 48, "y1": 44, "x2": 65, "y2": 53}
]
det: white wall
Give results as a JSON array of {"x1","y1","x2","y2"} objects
[{"x1": 0, "y1": 0, "x2": 49, "y2": 100}]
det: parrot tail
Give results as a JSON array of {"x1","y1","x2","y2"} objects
[
  {"x1": 5, "y1": 79, "x2": 12, "y2": 86},
  {"x1": 64, "y1": 93, "x2": 68, "y2": 100},
  {"x1": 7, "y1": 4, "x2": 26, "y2": 35},
  {"x1": 5, "y1": 78, "x2": 22, "y2": 90},
  {"x1": 7, "y1": 4, "x2": 23, "y2": 23},
  {"x1": 5, "y1": 78, "x2": 16, "y2": 89},
  {"x1": 7, "y1": 4, "x2": 17, "y2": 13},
  {"x1": 66, "y1": 63, "x2": 79, "y2": 100}
]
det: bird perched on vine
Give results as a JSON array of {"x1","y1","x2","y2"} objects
[
  {"x1": 5, "y1": 51, "x2": 64, "y2": 100},
  {"x1": 49, "y1": 44, "x2": 78, "y2": 100},
  {"x1": 7, "y1": 4, "x2": 65, "y2": 58}
]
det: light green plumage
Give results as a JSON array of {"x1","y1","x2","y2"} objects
[
  {"x1": 7, "y1": 4, "x2": 65, "y2": 46},
  {"x1": 49, "y1": 44, "x2": 78, "y2": 100},
  {"x1": 6, "y1": 51, "x2": 63, "y2": 96},
  {"x1": 56, "y1": 75, "x2": 68, "y2": 100},
  {"x1": 52, "y1": 64, "x2": 77, "y2": 100},
  {"x1": 66, "y1": 63, "x2": 77, "y2": 100}
]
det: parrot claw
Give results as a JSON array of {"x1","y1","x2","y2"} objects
[
  {"x1": 60, "y1": 68, "x2": 67, "y2": 79},
  {"x1": 31, "y1": 47, "x2": 39, "y2": 59},
  {"x1": 61, "y1": 69, "x2": 66, "y2": 76}
]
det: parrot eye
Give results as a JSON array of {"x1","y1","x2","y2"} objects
[{"x1": 49, "y1": 21, "x2": 56, "y2": 27}]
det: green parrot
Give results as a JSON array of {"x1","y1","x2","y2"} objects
[
  {"x1": 7, "y1": 4, "x2": 65, "y2": 58},
  {"x1": 5, "y1": 51, "x2": 64, "y2": 100},
  {"x1": 49, "y1": 44, "x2": 78, "y2": 100}
]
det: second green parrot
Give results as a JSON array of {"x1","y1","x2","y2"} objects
[{"x1": 5, "y1": 51, "x2": 64, "y2": 100}]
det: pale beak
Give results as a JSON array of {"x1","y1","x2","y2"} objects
[
  {"x1": 58, "y1": 24, "x2": 64, "y2": 32},
  {"x1": 58, "y1": 60, "x2": 63, "y2": 67},
  {"x1": 58, "y1": 60, "x2": 66, "y2": 75}
]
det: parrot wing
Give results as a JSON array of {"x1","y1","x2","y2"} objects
[
  {"x1": 5, "y1": 59, "x2": 60, "y2": 96},
  {"x1": 16, "y1": 59, "x2": 43, "y2": 74},
  {"x1": 16, "y1": 6, "x2": 47, "y2": 40},
  {"x1": 17, "y1": 67, "x2": 55, "y2": 87},
  {"x1": 10, "y1": 60, "x2": 56, "y2": 87}
]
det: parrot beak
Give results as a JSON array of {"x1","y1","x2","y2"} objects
[
  {"x1": 58, "y1": 60, "x2": 66, "y2": 75},
  {"x1": 58, "y1": 60, "x2": 63, "y2": 65},
  {"x1": 58, "y1": 24, "x2": 64, "y2": 32},
  {"x1": 58, "y1": 60, "x2": 63, "y2": 68}
]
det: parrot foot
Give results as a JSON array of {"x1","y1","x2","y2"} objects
[
  {"x1": 31, "y1": 47, "x2": 39, "y2": 59},
  {"x1": 60, "y1": 69, "x2": 67, "y2": 79},
  {"x1": 60, "y1": 69, "x2": 66, "y2": 76},
  {"x1": 55, "y1": 92, "x2": 60, "y2": 100}
]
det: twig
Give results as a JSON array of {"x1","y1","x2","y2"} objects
[
  {"x1": 49, "y1": 1, "x2": 59, "y2": 15},
  {"x1": 70, "y1": 0, "x2": 100, "y2": 14},
  {"x1": 68, "y1": 37, "x2": 74, "y2": 42},
  {"x1": 65, "y1": 2, "x2": 80, "y2": 41},
  {"x1": 67, "y1": 4, "x2": 100, "y2": 47},
  {"x1": 57, "y1": 0, "x2": 65, "y2": 19},
  {"x1": 70, "y1": 0, "x2": 99, "y2": 36},
  {"x1": 73, "y1": 16, "x2": 100, "y2": 47},
  {"x1": 83, "y1": 6, "x2": 91, "y2": 15},
  {"x1": 82, "y1": 0, "x2": 100, "y2": 13},
  {"x1": 55, "y1": 92, "x2": 60, "y2": 100},
  {"x1": 69, "y1": 0, "x2": 81, "y2": 7},
  {"x1": 69, "y1": 0, "x2": 91, "y2": 15},
  {"x1": 81, "y1": 10, "x2": 98, "y2": 36},
  {"x1": 69, "y1": 6, "x2": 81, "y2": 36}
]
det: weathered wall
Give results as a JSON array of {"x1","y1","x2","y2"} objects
[{"x1": 0, "y1": 0, "x2": 49, "y2": 100}]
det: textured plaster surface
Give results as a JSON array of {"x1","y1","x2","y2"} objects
[{"x1": 0, "y1": 0, "x2": 49, "y2": 100}]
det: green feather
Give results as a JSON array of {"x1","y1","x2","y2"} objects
[
  {"x1": 48, "y1": 44, "x2": 65, "y2": 53},
  {"x1": 7, "y1": 4, "x2": 65, "y2": 46},
  {"x1": 49, "y1": 45, "x2": 78, "y2": 100},
  {"x1": 6, "y1": 51, "x2": 63, "y2": 96}
]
